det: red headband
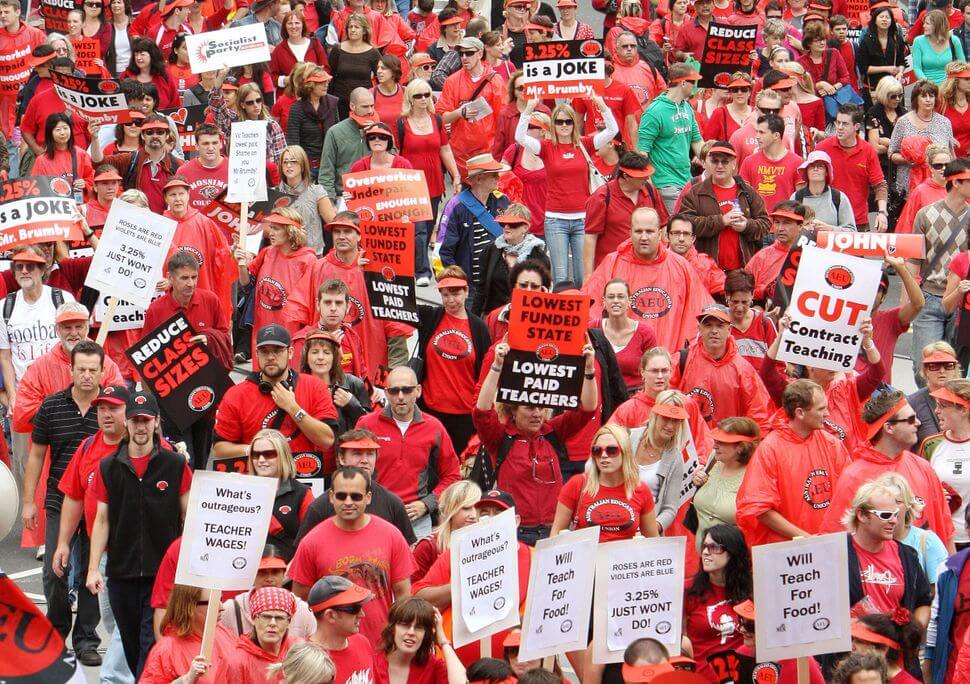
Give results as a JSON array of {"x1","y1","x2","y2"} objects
[{"x1": 865, "y1": 397, "x2": 909, "y2": 441}]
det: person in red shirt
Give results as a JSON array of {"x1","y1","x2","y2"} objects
[
  {"x1": 289, "y1": 467, "x2": 414, "y2": 646},
  {"x1": 373, "y1": 596, "x2": 467, "y2": 683},
  {"x1": 20, "y1": 58, "x2": 91, "y2": 159},
  {"x1": 178, "y1": 123, "x2": 229, "y2": 211},
  {"x1": 822, "y1": 389, "x2": 955, "y2": 549},
  {"x1": 672, "y1": 0, "x2": 714, "y2": 60},
  {"x1": 738, "y1": 113, "x2": 803, "y2": 213},
  {"x1": 731, "y1": 599, "x2": 826, "y2": 683},
  {"x1": 150, "y1": 0, "x2": 192, "y2": 57},
  {"x1": 610, "y1": 31, "x2": 667, "y2": 108},
  {"x1": 665, "y1": 213, "x2": 726, "y2": 296},
  {"x1": 584, "y1": 151, "x2": 669, "y2": 275},
  {"x1": 29, "y1": 112, "x2": 95, "y2": 199},
  {"x1": 728, "y1": 89, "x2": 786, "y2": 159},
  {"x1": 736, "y1": 378, "x2": 851, "y2": 546},
  {"x1": 591, "y1": 279, "x2": 659, "y2": 393},
  {"x1": 851, "y1": 613, "x2": 924, "y2": 684},
  {"x1": 224, "y1": 586, "x2": 297, "y2": 681},
  {"x1": 213, "y1": 324, "x2": 336, "y2": 476},
  {"x1": 724, "y1": 270, "x2": 778, "y2": 371},
  {"x1": 413, "y1": 488, "x2": 532, "y2": 667},
  {"x1": 573, "y1": 63, "x2": 641, "y2": 146},
  {"x1": 745, "y1": 201, "x2": 806, "y2": 301},
  {"x1": 816, "y1": 105, "x2": 889, "y2": 231},
  {"x1": 862, "y1": 257, "x2": 923, "y2": 384},
  {"x1": 291, "y1": 278, "x2": 369, "y2": 383},
  {"x1": 83, "y1": 166, "x2": 122, "y2": 228},
  {"x1": 0, "y1": 0, "x2": 45, "y2": 152}
]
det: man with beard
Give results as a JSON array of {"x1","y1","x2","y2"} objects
[
  {"x1": 86, "y1": 392, "x2": 193, "y2": 678},
  {"x1": 177, "y1": 123, "x2": 229, "y2": 211},
  {"x1": 213, "y1": 324, "x2": 337, "y2": 479},
  {"x1": 21, "y1": 340, "x2": 105, "y2": 666},
  {"x1": 91, "y1": 114, "x2": 183, "y2": 214}
]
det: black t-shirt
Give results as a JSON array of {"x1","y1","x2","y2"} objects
[{"x1": 295, "y1": 481, "x2": 417, "y2": 546}]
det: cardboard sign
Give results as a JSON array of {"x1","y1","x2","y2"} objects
[
  {"x1": 777, "y1": 246, "x2": 881, "y2": 372},
  {"x1": 521, "y1": 39, "x2": 606, "y2": 99},
  {"x1": 93, "y1": 291, "x2": 164, "y2": 331},
  {"x1": 86, "y1": 199, "x2": 177, "y2": 310},
  {"x1": 699, "y1": 23, "x2": 758, "y2": 89},
  {"x1": 593, "y1": 536, "x2": 686, "y2": 663},
  {"x1": 175, "y1": 471, "x2": 277, "y2": 591},
  {"x1": 498, "y1": 289, "x2": 590, "y2": 409},
  {"x1": 752, "y1": 532, "x2": 851, "y2": 662},
  {"x1": 159, "y1": 105, "x2": 208, "y2": 157},
  {"x1": 343, "y1": 169, "x2": 433, "y2": 224},
  {"x1": 185, "y1": 23, "x2": 272, "y2": 74},
  {"x1": 204, "y1": 189, "x2": 292, "y2": 245},
  {"x1": 50, "y1": 73, "x2": 131, "y2": 124},
  {"x1": 450, "y1": 508, "x2": 520, "y2": 648},
  {"x1": 227, "y1": 120, "x2": 267, "y2": 202},
  {"x1": 73, "y1": 37, "x2": 101, "y2": 74},
  {"x1": 816, "y1": 231, "x2": 925, "y2": 259},
  {"x1": 0, "y1": 46, "x2": 34, "y2": 98},
  {"x1": 359, "y1": 221, "x2": 418, "y2": 324},
  {"x1": 126, "y1": 312, "x2": 234, "y2": 431},
  {"x1": 0, "y1": 176, "x2": 83, "y2": 249},
  {"x1": 768, "y1": 231, "x2": 816, "y2": 309},
  {"x1": 38, "y1": 0, "x2": 78, "y2": 34},
  {"x1": 519, "y1": 526, "x2": 599, "y2": 662}
]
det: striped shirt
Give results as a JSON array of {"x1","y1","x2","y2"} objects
[
  {"x1": 911, "y1": 199, "x2": 970, "y2": 296},
  {"x1": 32, "y1": 386, "x2": 99, "y2": 512}
]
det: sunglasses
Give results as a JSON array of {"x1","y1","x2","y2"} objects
[
  {"x1": 926, "y1": 361, "x2": 957, "y2": 370},
  {"x1": 889, "y1": 93, "x2": 902, "y2": 99},
  {"x1": 386, "y1": 385, "x2": 416, "y2": 396},
  {"x1": 867, "y1": 508, "x2": 899, "y2": 521},
  {"x1": 143, "y1": 129, "x2": 167, "y2": 136},
  {"x1": 701, "y1": 542, "x2": 726, "y2": 555},
  {"x1": 413, "y1": 92, "x2": 432, "y2": 99},
  {"x1": 554, "y1": 119, "x2": 574, "y2": 125},
  {"x1": 459, "y1": 51, "x2": 479, "y2": 57},
  {"x1": 332, "y1": 604, "x2": 364, "y2": 614},
  {"x1": 251, "y1": 449, "x2": 278, "y2": 460},
  {"x1": 591, "y1": 445, "x2": 621, "y2": 457},
  {"x1": 709, "y1": 156, "x2": 733, "y2": 165},
  {"x1": 728, "y1": 87, "x2": 750, "y2": 93},
  {"x1": 515, "y1": 85, "x2": 524, "y2": 92},
  {"x1": 760, "y1": 107, "x2": 780, "y2": 114},
  {"x1": 13, "y1": 263, "x2": 39, "y2": 271},
  {"x1": 930, "y1": 163, "x2": 948, "y2": 170},
  {"x1": 885, "y1": 415, "x2": 918, "y2": 426},
  {"x1": 527, "y1": 125, "x2": 543, "y2": 131},
  {"x1": 333, "y1": 491, "x2": 366, "y2": 501},
  {"x1": 244, "y1": 98, "x2": 263, "y2": 105}
]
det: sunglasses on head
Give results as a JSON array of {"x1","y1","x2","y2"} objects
[
  {"x1": 867, "y1": 508, "x2": 899, "y2": 521},
  {"x1": 591, "y1": 444, "x2": 621, "y2": 457},
  {"x1": 333, "y1": 491, "x2": 366, "y2": 501}
]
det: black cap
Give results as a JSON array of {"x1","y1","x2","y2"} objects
[
  {"x1": 307, "y1": 575, "x2": 374, "y2": 613},
  {"x1": 476, "y1": 489, "x2": 516, "y2": 511},
  {"x1": 255, "y1": 324, "x2": 291, "y2": 348},
  {"x1": 92, "y1": 385, "x2": 132, "y2": 406},
  {"x1": 126, "y1": 391, "x2": 160, "y2": 419}
]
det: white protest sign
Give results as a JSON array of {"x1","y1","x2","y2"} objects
[
  {"x1": 593, "y1": 536, "x2": 686, "y2": 663},
  {"x1": 175, "y1": 471, "x2": 277, "y2": 591},
  {"x1": 450, "y1": 507, "x2": 520, "y2": 648},
  {"x1": 185, "y1": 23, "x2": 272, "y2": 74},
  {"x1": 85, "y1": 200, "x2": 177, "y2": 310},
  {"x1": 93, "y1": 291, "x2": 164, "y2": 331},
  {"x1": 226, "y1": 120, "x2": 267, "y2": 203},
  {"x1": 776, "y1": 245, "x2": 881, "y2": 372},
  {"x1": 752, "y1": 532, "x2": 851, "y2": 662},
  {"x1": 519, "y1": 526, "x2": 599, "y2": 661}
]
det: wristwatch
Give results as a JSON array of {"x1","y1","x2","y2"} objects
[{"x1": 293, "y1": 408, "x2": 307, "y2": 423}]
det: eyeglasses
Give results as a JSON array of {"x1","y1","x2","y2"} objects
[
  {"x1": 333, "y1": 491, "x2": 366, "y2": 501},
  {"x1": 413, "y1": 92, "x2": 432, "y2": 99},
  {"x1": 930, "y1": 163, "x2": 948, "y2": 170},
  {"x1": 591, "y1": 445, "x2": 621, "y2": 457},
  {"x1": 885, "y1": 415, "x2": 918, "y2": 425},
  {"x1": 867, "y1": 508, "x2": 899, "y2": 521},
  {"x1": 709, "y1": 156, "x2": 733, "y2": 166},
  {"x1": 701, "y1": 541, "x2": 726, "y2": 555},
  {"x1": 332, "y1": 604, "x2": 364, "y2": 614},
  {"x1": 13, "y1": 263, "x2": 39, "y2": 271},
  {"x1": 386, "y1": 385, "x2": 417, "y2": 395},
  {"x1": 668, "y1": 230, "x2": 693, "y2": 238},
  {"x1": 759, "y1": 107, "x2": 780, "y2": 114},
  {"x1": 251, "y1": 449, "x2": 279, "y2": 461},
  {"x1": 554, "y1": 119, "x2": 574, "y2": 126},
  {"x1": 244, "y1": 98, "x2": 263, "y2": 105},
  {"x1": 925, "y1": 361, "x2": 957, "y2": 371},
  {"x1": 255, "y1": 613, "x2": 291, "y2": 623}
]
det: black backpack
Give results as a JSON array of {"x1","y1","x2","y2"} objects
[
  {"x1": 3, "y1": 288, "x2": 66, "y2": 326},
  {"x1": 468, "y1": 431, "x2": 568, "y2": 491},
  {"x1": 634, "y1": 32, "x2": 669, "y2": 81}
]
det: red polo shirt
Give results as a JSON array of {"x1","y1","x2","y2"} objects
[
  {"x1": 585, "y1": 177, "x2": 670, "y2": 267},
  {"x1": 816, "y1": 136, "x2": 885, "y2": 227},
  {"x1": 673, "y1": 18, "x2": 710, "y2": 60}
]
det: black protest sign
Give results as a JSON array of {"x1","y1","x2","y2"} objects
[
  {"x1": 498, "y1": 289, "x2": 589, "y2": 410},
  {"x1": 699, "y1": 23, "x2": 758, "y2": 89},
  {"x1": 767, "y1": 231, "x2": 816, "y2": 309},
  {"x1": 159, "y1": 105, "x2": 208, "y2": 158},
  {"x1": 360, "y1": 221, "x2": 418, "y2": 324},
  {"x1": 126, "y1": 313, "x2": 233, "y2": 431}
]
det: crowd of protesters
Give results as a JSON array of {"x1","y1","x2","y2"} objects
[{"x1": 4, "y1": 0, "x2": 970, "y2": 681}]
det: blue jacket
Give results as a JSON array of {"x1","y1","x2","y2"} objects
[
  {"x1": 927, "y1": 548, "x2": 970, "y2": 684},
  {"x1": 439, "y1": 189, "x2": 509, "y2": 296}
]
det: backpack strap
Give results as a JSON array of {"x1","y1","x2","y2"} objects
[
  {"x1": 494, "y1": 433, "x2": 516, "y2": 476},
  {"x1": 50, "y1": 288, "x2": 64, "y2": 310},
  {"x1": 2, "y1": 293, "x2": 16, "y2": 326},
  {"x1": 124, "y1": 150, "x2": 140, "y2": 190},
  {"x1": 396, "y1": 116, "x2": 406, "y2": 150},
  {"x1": 678, "y1": 346, "x2": 689, "y2": 376},
  {"x1": 543, "y1": 430, "x2": 569, "y2": 465}
]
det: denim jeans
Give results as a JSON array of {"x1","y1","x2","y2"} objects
[
  {"x1": 99, "y1": 557, "x2": 135, "y2": 684},
  {"x1": 911, "y1": 292, "x2": 955, "y2": 387},
  {"x1": 544, "y1": 216, "x2": 585, "y2": 286}
]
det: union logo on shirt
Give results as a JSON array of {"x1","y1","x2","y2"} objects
[
  {"x1": 802, "y1": 468, "x2": 833, "y2": 510},
  {"x1": 584, "y1": 497, "x2": 636, "y2": 532},
  {"x1": 257, "y1": 277, "x2": 287, "y2": 311},
  {"x1": 630, "y1": 286, "x2": 672, "y2": 319},
  {"x1": 432, "y1": 329, "x2": 472, "y2": 361}
]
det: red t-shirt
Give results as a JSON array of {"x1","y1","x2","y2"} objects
[
  {"x1": 287, "y1": 516, "x2": 414, "y2": 646},
  {"x1": 557, "y1": 475, "x2": 655, "y2": 542},
  {"x1": 573, "y1": 79, "x2": 641, "y2": 146},
  {"x1": 373, "y1": 650, "x2": 448, "y2": 684},
  {"x1": 168, "y1": 62, "x2": 199, "y2": 93},
  {"x1": 315, "y1": 634, "x2": 375, "y2": 684},
  {"x1": 713, "y1": 183, "x2": 742, "y2": 270},
  {"x1": 738, "y1": 150, "x2": 803, "y2": 213},
  {"x1": 944, "y1": 105, "x2": 970, "y2": 159},
  {"x1": 947, "y1": 563, "x2": 970, "y2": 679},
  {"x1": 853, "y1": 539, "x2": 905, "y2": 615},
  {"x1": 731, "y1": 311, "x2": 778, "y2": 371},
  {"x1": 179, "y1": 158, "x2": 229, "y2": 211},
  {"x1": 422, "y1": 313, "x2": 476, "y2": 414},
  {"x1": 539, "y1": 137, "x2": 597, "y2": 214},
  {"x1": 590, "y1": 319, "x2": 658, "y2": 390},
  {"x1": 683, "y1": 583, "x2": 743, "y2": 683},
  {"x1": 57, "y1": 432, "x2": 122, "y2": 536},
  {"x1": 90, "y1": 452, "x2": 193, "y2": 503},
  {"x1": 855, "y1": 306, "x2": 906, "y2": 383}
]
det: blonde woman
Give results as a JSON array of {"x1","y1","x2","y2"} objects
[
  {"x1": 412, "y1": 481, "x2": 481, "y2": 582},
  {"x1": 940, "y1": 61, "x2": 970, "y2": 157},
  {"x1": 246, "y1": 429, "x2": 315, "y2": 560},
  {"x1": 398, "y1": 77, "x2": 461, "y2": 283},
  {"x1": 234, "y1": 207, "x2": 317, "y2": 356},
  {"x1": 878, "y1": 472, "x2": 949, "y2": 586},
  {"x1": 276, "y1": 145, "x2": 331, "y2": 255},
  {"x1": 268, "y1": 642, "x2": 336, "y2": 684},
  {"x1": 921, "y1": 379, "x2": 970, "y2": 547},
  {"x1": 628, "y1": 389, "x2": 692, "y2": 534},
  {"x1": 908, "y1": 341, "x2": 962, "y2": 445},
  {"x1": 704, "y1": 72, "x2": 752, "y2": 141},
  {"x1": 516, "y1": 96, "x2": 618, "y2": 286},
  {"x1": 210, "y1": 72, "x2": 288, "y2": 164}
]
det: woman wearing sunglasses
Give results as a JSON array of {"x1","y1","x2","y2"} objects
[
  {"x1": 412, "y1": 480, "x2": 481, "y2": 583},
  {"x1": 907, "y1": 342, "x2": 962, "y2": 445},
  {"x1": 922, "y1": 380, "x2": 970, "y2": 550},
  {"x1": 210, "y1": 70, "x2": 288, "y2": 165},
  {"x1": 684, "y1": 524, "x2": 752, "y2": 684},
  {"x1": 703, "y1": 73, "x2": 753, "y2": 143},
  {"x1": 896, "y1": 144, "x2": 950, "y2": 235},
  {"x1": 247, "y1": 429, "x2": 316, "y2": 561}
]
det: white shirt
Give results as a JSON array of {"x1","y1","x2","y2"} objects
[
  {"x1": 0, "y1": 286, "x2": 77, "y2": 381},
  {"x1": 930, "y1": 437, "x2": 970, "y2": 543}
]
